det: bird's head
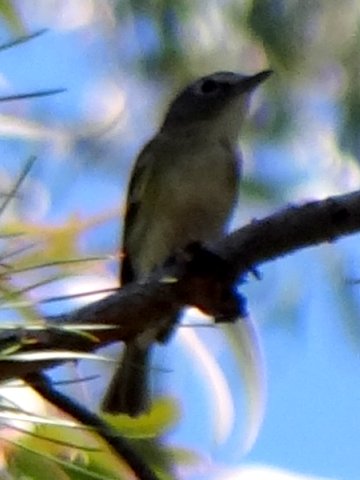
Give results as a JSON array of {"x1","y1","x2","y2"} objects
[{"x1": 162, "y1": 70, "x2": 272, "y2": 143}]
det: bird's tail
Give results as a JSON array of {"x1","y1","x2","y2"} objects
[{"x1": 102, "y1": 342, "x2": 150, "y2": 416}]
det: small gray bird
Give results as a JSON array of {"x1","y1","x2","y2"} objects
[{"x1": 102, "y1": 70, "x2": 272, "y2": 416}]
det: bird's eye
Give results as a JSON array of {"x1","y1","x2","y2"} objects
[{"x1": 200, "y1": 79, "x2": 219, "y2": 94}]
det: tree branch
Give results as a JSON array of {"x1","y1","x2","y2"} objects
[
  {"x1": 1, "y1": 189, "x2": 360, "y2": 380},
  {"x1": 219, "y1": 189, "x2": 360, "y2": 272}
]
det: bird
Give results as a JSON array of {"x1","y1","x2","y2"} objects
[{"x1": 101, "y1": 69, "x2": 272, "y2": 416}]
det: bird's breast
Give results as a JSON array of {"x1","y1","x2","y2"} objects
[{"x1": 130, "y1": 140, "x2": 241, "y2": 276}]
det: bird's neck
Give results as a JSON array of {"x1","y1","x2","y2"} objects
[{"x1": 160, "y1": 119, "x2": 242, "y2": 149}]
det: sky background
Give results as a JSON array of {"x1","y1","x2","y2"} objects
[{"x1": 1, "y1": 1, "x2": 360, "y2": 479}]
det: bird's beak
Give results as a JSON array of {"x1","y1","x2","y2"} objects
[{"x1": 237, "y1": 70, "x2": 273, "y2": 93}]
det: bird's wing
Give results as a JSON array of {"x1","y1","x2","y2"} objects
[{"x1": 120, "y1": 140, "x2": 156, "y2": 285}]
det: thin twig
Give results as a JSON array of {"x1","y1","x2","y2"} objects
[
  {"x1": 0, "y1": 29, "x2": 48, "y2": 52},
  {"x1": 0, "y1": 156, "x2": 37, "y2": 218},
  {"x1": 0, "y1": 88, "x2": 66, "y2": 102},
  {"x1": 7, "y1": 256, "x2": 109, "y2": 275}
]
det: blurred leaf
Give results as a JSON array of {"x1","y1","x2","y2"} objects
[
  {"x1": 5, "y1": 410, "x2": 179, "y2": 479},
  {"x1": 0, "y1": 0, "x2": 24, "y2": 33},
  {"x1": 6, "y1": 440, "x2": 116, "y2": 480},
  {"x1": 240, "y1": 177, "x2": 284, "y2": 202},
  {"x1": 320, "y1": 247, "x2": 360, "y2": 348},
  {"x1": 0, "y1": 409, "x2": 85, "y2": 430},
  {"x1": 1, "y1": 218, "x2": 83, "y2": 270},
  {"x1": 103, "y1": 397, "x2": 179, "y2": 439},
  {"x1": 339, "y1": 26, "x2": 360, "y2": 158},
  {"x1": 163, "y1": 446, "x2": 200, "y2": 467},
  {"x1": 222, "y1": 317, "x2": 266, "y2": 453},
  {"x1": 0, "y1": 208, "x2": 113, "y2": 330},
  {"x1": 8, "y1": 446, "x2": 70, "y2": 480},
  {"x1": 2, "y1": 350, "x2": 111, "y2": 363},
  {"x1": 115, "y1": 0, "x2": 192, "y2": 77},
  {"x1": 0, "y1": 283, "x2": 42, "y2": 323},
  {"x1": 7, "y1": 416, "x2": 127, "y2": 479},
  {"x1": 246, "y1": 0, "x2": 307, "y2": 71}
]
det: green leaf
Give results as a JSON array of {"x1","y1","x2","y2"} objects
[
  {"x1": 103, "y1": 397, "x2": 179, "y2": 438},
  {"x1": 7, "y1": 443, "x2": 71, "y2": 480},
  {"x1": 0, "y1": 0, "x2": 24, "y2": 33}
]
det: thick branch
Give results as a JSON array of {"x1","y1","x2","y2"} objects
[
  {"x1": 219, "y1": 189, "x2": 360, "y2": 273},
  {"x1": 1, "y1": 189, "x2": 360, "y2": 380}
]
